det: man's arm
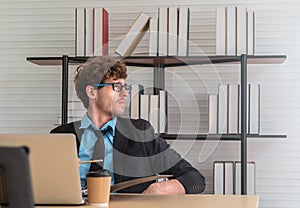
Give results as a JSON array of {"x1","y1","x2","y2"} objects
[
  {"x1": 142, "y1": 179, "x2": 185, "y2": 194},
  {"x1": 141, "y1": 120, "x2": 206, "y2": 194}
]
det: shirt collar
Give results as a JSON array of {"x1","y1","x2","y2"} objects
[
  {"x1": 100, "y1": 117, "x2": 117, "y2": 136},
  {"x1": 80, "y1": 113, "x2": 117, "y2": 136}
]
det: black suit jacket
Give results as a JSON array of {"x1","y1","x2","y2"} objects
[{"x1": 50, "y1": 117, "x2": 205, "y2": 193}]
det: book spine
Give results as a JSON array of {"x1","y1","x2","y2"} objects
[
  {"x1": 208, "y1": 94, "x2": 218, "y2": 134},
  {"x1": 228, "y1": 84, "x2": 240, "y2": 134},
  {"x1": 218, "y1": 84, "x2": 229, "y2": 134},
  {"x1": 178, "y1": 6, "x2": 190, "y2": 56},
  {"x1": 85, "y1": 8, "x2": 94, "y2": 57},
  {"x1": 168, "y1": 7, "x2": 178, "y2": 56},
  {"x1": 158, "y1": 7, "x2": 168, "y2": 56},
  {"x1": 236, "y1": 6, "x2": 247, "y2": 55},
  {"x1": 140, "y1": 94, "x2": 150, "y2": 121},
  {"x1": 214, "y1": 161, "x2": 224, "y2": 194},
  {"x1": 224, "y1": 161, "x2": 234, "y2": 194},
  {"x1": 249, "y1": 84, "x2": 260, "y2": 134},
  {"x1": 130, "y1": 84, "x2": 144, "y2": 119},
  {"x1": 159, "y1": 90, "x2": 167, "y2": 133},
  {"x1": 94, "y1": 8, "x2": 103, "y2": 56},
  {"x1": 149, "y1": 17, "x2": 158, "y2": 56},
  {"x1": 149, "y1": 94, "x2": 159, "y2": 134},
  {"x1": 226, "y1": 6, "x2": 237, "y2": 55},
  {"x1": 216, "y1": 6, "x2": 226, "y2": 55},
  {"x1": 102, "y1": 8, "x2": 109, "y2": 55},
  {"x1": 75, "y1": 8, "x2": 85, "y2": 56},
  {"x1": 247, "y1": 10, "x2": 255, "y2": 55}
]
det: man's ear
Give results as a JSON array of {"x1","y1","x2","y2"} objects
[{"x1": 86, "y1": 85, "x2": 97, "y2": 99}]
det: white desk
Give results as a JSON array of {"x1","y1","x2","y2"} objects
[{"x1": 36, "y1": 194, "x2": 259, "y2": 208}]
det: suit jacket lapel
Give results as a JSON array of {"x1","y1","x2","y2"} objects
[{"x1": 113, "y1": 118, "x2": 129, "y2": 183}]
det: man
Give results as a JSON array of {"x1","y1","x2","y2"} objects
[{"x1": 51, "y1": 56, "x2": 205, "y2": 194}]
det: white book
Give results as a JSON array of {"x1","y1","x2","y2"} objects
[
  {"x1": 75, "y1": 8, "x2": 85, "y2": 56},
  {"x1": 235, "y1": 161, "x2": 256, "y2": 195},
  {"x1": 178, "y1": 6, "x2": 190, "y2": 56},
  {"x1": 115, "y1": 12, "x2": 150, "y2": 57},
  {"x1": 158, "y1": 7, "x2": 168, "y2": 56},
  {"x1": 149, "y1": 17, "x2": 158, "y2": 56},
  {"x1": 236, "y1": 6, "x2": 247, "y2": 55},
  {"x1": 228, "y1": 84, "x2": 240, "y2": 134},
  {"x1": 238, "y1": 84, "x2": 249, "y2": 134},
  {"x1": 94, "y1": 8, "x2": 103, "y2": 56},
  {"x1": 224, "y1": 161, "x2": 234, "y2": 194},
  {"x1": 216, "y1": 6, "x2": 226, "y2": 55},
  {"x1": 94, "y1": 8, "x2": 109, "y2": 56},
  {"x1": 149, "y1": 95, "x2": 159, "y2": 133},
  {"x1": 247, "y1": 162, "x2": 256, "y2": 195},
  {"x1": 214, "y1": 162, "x2": 224, "y2": 195},
  {"x1": 130, "y1": 84, "x2": 144, "y2": 119},
  {"x1": 85, "y1": 8, "x2": 94, "y2": 56},
  {"x1": 208, "y1": 94, "x2": 218, "y2": 134},
  {"x1": 226, "y1": 6, "x2": 237, "y2": 56},
  {"x1": 140, "y1": 94, "x2": 150, "y2": 121},
  {"x1": 248, "y1": 84, "x2": 260, "y2": 134},
  {"x1": 218, "y1": 84, "x2": 228, "y2": 134},
  {"x1": 247, "y1": 10, "x2": 255, "y2": 55},
  {"x1": 168, "y1": 7, "x2": 178, "y2": 56},
  {"x1": 159, "y1": 90, "x2": 167, "y2": 133}
]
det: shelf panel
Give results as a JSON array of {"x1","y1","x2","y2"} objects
[
  {"x1": 26, "y1": 55, "x2": 286, "y2": 67},
  {"x1": 160, "y1": 134, "x2": 287, "y2": 140}
]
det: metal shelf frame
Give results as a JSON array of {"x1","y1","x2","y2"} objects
[{"x1": 27, "y1": 54, "x2": 286, "y2": 195}]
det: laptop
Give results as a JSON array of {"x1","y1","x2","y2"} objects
[{"x1": 0, "y1": 134, "x2": 84, "y2": 205}]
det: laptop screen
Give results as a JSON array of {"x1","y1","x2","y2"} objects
[{"x1": 0, "y1": 134, "x2": 83, "y2": 205}]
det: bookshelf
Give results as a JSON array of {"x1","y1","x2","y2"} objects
[{"x1": 27, "y1": 54, "x2": 286, "y2": 195}]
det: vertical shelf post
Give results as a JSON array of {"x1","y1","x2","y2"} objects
[
  {"x1": 61, "y1": 55, "x2": 69, "y2": 125},
  {"x1": 153, "y1": 63, "x2": 165, "y2": 94},
  {"x1": 241, "y1": 54, "x2": 248, "y2": 194}
]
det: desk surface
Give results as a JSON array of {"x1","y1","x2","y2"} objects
[{"x1": 36, "y1": 194, "x2": 259, "y2": 208}]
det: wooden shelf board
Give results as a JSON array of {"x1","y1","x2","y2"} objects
[
  {"x1": 160, "y1": 134, "x2": 287, "y2": 140},
  {"x1": 26, "y1": 55, "x2": 287, "y2": 67}
]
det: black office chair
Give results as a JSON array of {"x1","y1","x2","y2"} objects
[{"x1": 0, "y1": 146, "x2": 34, "y2": 208}]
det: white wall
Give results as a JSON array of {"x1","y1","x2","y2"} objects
[{"x1": 1, "y1": 0, "x2": 300, "y2": 207}]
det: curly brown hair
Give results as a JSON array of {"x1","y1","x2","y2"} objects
[{"x1": 74, "y1": 56, "x2": 127, "y2": 109}]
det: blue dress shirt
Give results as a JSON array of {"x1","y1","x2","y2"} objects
[{"x1": 78, "y1": 113, "x2": 116, "y2": 187}]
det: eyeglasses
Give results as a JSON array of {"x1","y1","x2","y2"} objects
[{"x1": 93, "y1": 82, "x2": 132, "y2": 92}]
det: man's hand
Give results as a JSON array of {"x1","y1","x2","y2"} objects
[{"x1": 142, "y1": 179, "x2": 186, "y2": 194}]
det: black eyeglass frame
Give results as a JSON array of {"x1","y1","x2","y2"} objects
[{"x1": 93, "y1": 82, "x2": 132, "y2": 92}]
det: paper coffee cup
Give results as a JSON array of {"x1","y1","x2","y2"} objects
[{"x1": 86, "y1": 169, "x2": 111, "y2": 206}]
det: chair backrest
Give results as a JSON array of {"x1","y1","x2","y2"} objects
[{"x1": 0, "y1": 146, "x2": 34, "y2": 208}]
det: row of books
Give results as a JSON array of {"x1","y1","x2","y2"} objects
[
  {"x1": 115, "y1": 6, "x2": 190, "y2": 57},
  {"x1": 209, "y1": 84, "x2": 260, "y2": 135},
  {"x1": 74, "y1": 6, "x2": 254, "y2": 58},
  {"x1": 216, "y1": 6, "x2": 255, "y2": 56},
  {"x1": 149, "y1": 6, "x2": 190, "y2": 56},
  {"x1": 63, "y1": 84, "x2": 259, "y2": 136},
  {"x1": 75, "y1": 7, "x2": 109, "y2": 56},
  {"x1": 213, "y1": 161, "x2": 256, "y2": 195},
  {"x1": 129, "y1": 84, "x2": 167, "y2": 134}
]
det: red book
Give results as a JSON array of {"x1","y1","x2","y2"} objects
[{"x1": 94, "y1": 8, "x2": 109, "y2": 56}]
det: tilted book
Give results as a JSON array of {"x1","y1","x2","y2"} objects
[{"x1": 115, "y1": 12, "x2": 150, "y2": 57}]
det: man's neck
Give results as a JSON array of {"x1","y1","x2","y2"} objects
[{"x1": 87, "y1": 108, "x2": 113, "y2": 129}]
